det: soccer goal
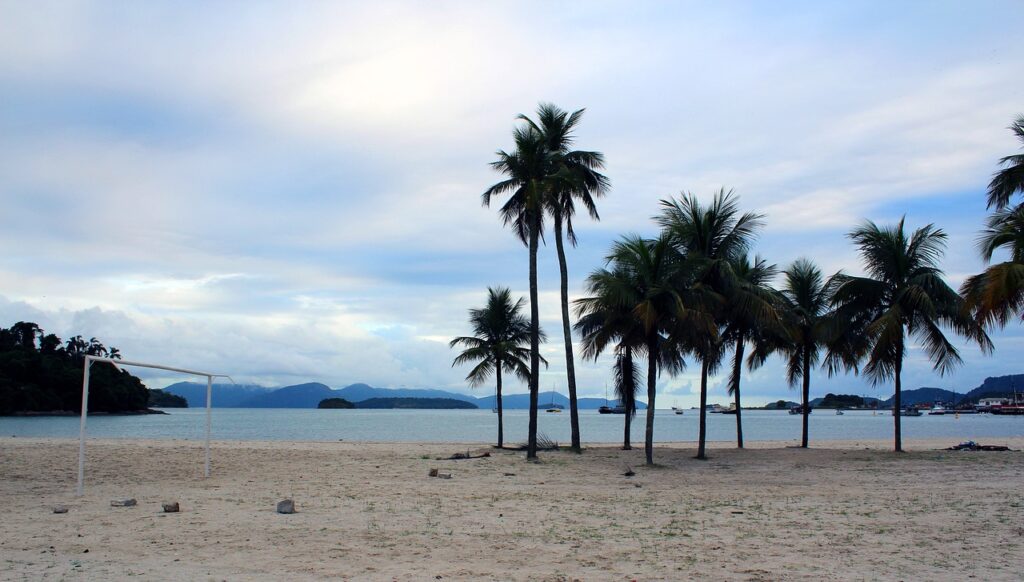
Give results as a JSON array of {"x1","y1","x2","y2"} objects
[{"x1": 76, "y1": 355, "x2": 231, "y2": 495}]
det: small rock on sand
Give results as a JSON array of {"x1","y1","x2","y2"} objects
[
  {"x1": 276, "y1": 499, "x2": 295, "y2": 514},
  {"x1": 428, "y1": 468, "x2": 439, "y2": 477},
  {"x1": 110, "y1": 498, "x2": 137, "y2": 507},
  {"x1": 162, "y1": 502, "x2": 180, "y2": 513},
  {"x1": 52, "y1": 505, "x2": 68, "y2": 514}
]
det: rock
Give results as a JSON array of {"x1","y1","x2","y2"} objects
[
  {"x1": 428, "y1": 468, "x2": 439, "y2": 477},
  {"x1": 276, "y1": 499, "x2": 295, "y2": 514},
  {"x1": 437, "y1": 473, "x2": 452, "y2": 479},
  {"x1": 110, "y1": 498, "x2": 137, "y2": 507},
  {"x1": 162, "y1": 502, "x2": 180, "y2": 513},
  {"x1": 52, "y1": 505, "x2": 68, "y2": 514}
]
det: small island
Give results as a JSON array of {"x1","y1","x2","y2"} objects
[
  {"x1": 149, "y1": 389, "x2": 188, "y2": 408},
  {"x1": 356, "y1": 397, "x2": 478, "y2": 409},
  {"x1": 318, "y1": 397, "x2": 355, "y2": 409}
]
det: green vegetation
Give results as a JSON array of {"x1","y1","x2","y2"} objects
[
  {"x1": 356, "y1": 397, "x2": 478, "y2": 409},
  {"x1": 817, "y1": 394, "x2": 866, "y2": 409},
  {"x1": 149, "y1": 389, "x2": 188, "y2": 408},
  {"x1": 317, "y1": 397, "x2": 355, "y2": 409},
  {"x1": 450, "y1": 287, "x2": 542, "y2": 448},
  {"x1": 0, "y1": 321, "x2": 148, "y2": 415}
]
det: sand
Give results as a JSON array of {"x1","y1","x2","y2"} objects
[{"x1": 1, "y1": 436, "x2": 1022, "y2": 581}]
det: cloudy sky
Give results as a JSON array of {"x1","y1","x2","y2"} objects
[{"x1": 2, "y1": 1, "x2": 1023, "y2": 406}]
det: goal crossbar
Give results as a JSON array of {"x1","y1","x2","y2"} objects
[{"x1": 77, "y1": 355, "x2": 230, "y2": 495}]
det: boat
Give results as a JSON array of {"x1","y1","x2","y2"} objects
[
  {"x1": 895, "y1": 407, "x2": 922, "y2": 416},
  {"x1": 927, "y1": 404, "x2": 947, "y2": 415},
  {"x1": 545, "y1": 386, "x2": 563, "y2": 413},
  {"x1": 835, "y1": 409, "x2": 845, "y2": 416},
  {"x1": 709, "y1": 404, "x2": 727, "y2": 414},
  {"x1": 598, "y1": 404, "x2": 626, "y2": 414},
  {"x1": 720, "y1": 404, "x2": 738, "y2": 415},
  {"x1": 674, "y1": 408, "x2": 684, "y2": 415},
  {"x1": 788, "y1": 404, "x2": 812, "y2": 415}
]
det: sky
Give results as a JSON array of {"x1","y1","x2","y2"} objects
[{"x1": 2, "y1": 1, "x2": 1023, "y2": 407}]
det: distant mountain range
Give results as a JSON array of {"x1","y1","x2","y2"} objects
[
  {"x1": 163, "y1": 382, "x2": 647, "y2": 409},
  {"x1": 164, "y1": 374, "x2": 1024, "y2": 409}
]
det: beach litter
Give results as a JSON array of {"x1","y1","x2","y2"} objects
[
  {"x1": 276, "y1": 499, "x2": 295, "y2": 514},
  {"x1": 945, "y1": 441, "x2": 1012, "y2": 451},
  {"x1": 427, "y1": 468, "x2": 452, "y2": 479},
  {"x1": 162, "y1": 502, "x2": 180, "y2": 513},
  {"x1": 110, "y1": 498, "x2": 137, "y2": 507},
  {"x1": 438, "y1": 451, "x2": 491, "y2": 460}
]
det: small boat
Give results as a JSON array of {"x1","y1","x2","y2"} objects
[
  {"x1": 896, "y1": 407, "x2": 922, "y2": 416},
  {"x1": 674, "y1": 408, "x2": 684, "y2": 415},
  {"x1": 928, "y1": 404, "x2": 947, "y2": 415},
  {"x1": 720, "y1": 404, "x2": 738, "y2": 415},
  {"x1": 598, "y1": 405, "x2": 626, "y2": 414},
  {"x1": 788, "y1": 404, "x2": 812, "y2": 415},
  {"x1": 709, "y1": 404, "x2": 727, "y2": 414},
  {"x1": 835, "y1": 409, "x2": 845, "y2": 416}
]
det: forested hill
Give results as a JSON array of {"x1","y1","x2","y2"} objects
[{"x1": 0, "y1": 321, "x2": 151, "y2": 415}]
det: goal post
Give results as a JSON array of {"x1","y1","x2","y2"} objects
[{"x1": 76, "y1": 355, "x2": 230, "y2": 496}]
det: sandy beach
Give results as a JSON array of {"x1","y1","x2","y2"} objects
[{"x1": 1, "y1": 437, "x2": 1022, "y2": 581}]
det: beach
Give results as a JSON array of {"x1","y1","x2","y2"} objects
[{"x1": 2, "y1": 437, "x2": 1022, "y2": 581}]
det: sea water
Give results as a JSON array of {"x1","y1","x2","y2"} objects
[{"x1": 2, "y1": 409, "x2": 1022, "y2": 444}]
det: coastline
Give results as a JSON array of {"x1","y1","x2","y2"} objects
[{"x1": 2, "y1": 437, "x2": 1022, "y2": 580}]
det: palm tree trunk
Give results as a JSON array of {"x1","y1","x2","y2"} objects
[
  {"x1": 894, "y1": 353, "x2": 903, "y2": 453},
  {"x1": 527, "y1": 209, "x2": 540, "y2": 460},
  {"x1": 623, "y1": 411, "x2": 632, "y2": 450},
  {"x1": 696, "y1": 359, "x2": 709, "y2": 460},
  {"x1": 801, "y1": 344, "x2": 810, "y2": 448},
  {"x1": 732, "y1": 337, "x2": 745, "y2": 449},
  {"x1": 623, "y1": 346, "x2": 633, "y2": 450},
  {"x1": 496, "y1": 359, "x2": 503, "y2": 449},
  {"x1": 644, "y1": 339, "x2": 658, "y2": 465},
  {"x1": 553, "y1": 214, "x2": 581, "y2": 452}
]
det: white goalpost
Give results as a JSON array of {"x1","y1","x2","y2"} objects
[{"x1": 76, "y1": 355, "x2": 231, "y2": 496}]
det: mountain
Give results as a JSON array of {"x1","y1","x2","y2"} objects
[
  {"x1": 333, "y1": 383, "x2": 478, "y2": 404},
  {"x1": 163, "y1": 382, "x2": 271, "y2": 407},
  {"x1": 880, "y1": 387, "x2": 958, "y2": 408},
  {"x1": 476, "y1": 391, "x2": 647, "y2": 410},
  {"x1": 961, "y1": 374, "x2": 1024, "y2": 402},
  {"x1": 239, "y1": 382, "x2": 337, "y2": 408}
]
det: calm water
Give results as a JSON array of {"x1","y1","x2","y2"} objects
[{"x1": 3, "y1": 409, "x2": 1022, "y2": 444}]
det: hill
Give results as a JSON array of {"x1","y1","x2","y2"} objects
[
  {"x1": 961, "y1": 374, "x2": 1024, "y2": 402},
  {"x1": 356, "y1": 397, "x2": 478, "y2": 409},
  {"x1": 238, "y1": 383, "x2": 335, "y2": 408},
  {"x1": 880, "y1": 387, "x2": 958, "y2": 407},
  {"x1": 317, "y1": 397, "x2": 355, "y2": 409},
  {"x1": 809, "y1": 394, "x2": 881, "y2": 408},
  {"x1": 333, "y1": 383, "x2": 478, "y2": 404},
  {"x1": 148, "y1": 389, "x2": 187, "y2": 408},
  {"x1": 163, "y1": 382, "x2": 271, "y2": 407}
]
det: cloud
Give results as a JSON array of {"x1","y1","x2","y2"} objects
[{"x1": 1, "y1": 2, "x2": 1023, "y2": 405}]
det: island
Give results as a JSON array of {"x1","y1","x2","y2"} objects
[
  {"x1": 355, "y1": 397, "x2": 478, "y2": 409},
  {"x1": 149, "y1": 389, "x2": 188, "y2": 408},
  {"x1": 317, "y1": 397, "x2": 355, "y2": 409}
]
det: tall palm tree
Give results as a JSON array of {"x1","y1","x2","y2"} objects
[
  {"x1": 753, "y1": 258, "x2": 838, "y2": 448},
  {"x1": 450, "y1": 287, "x2": 544, "y2": 448},
  {"x1": 577, "y1": 234, "x2": 695, "y2": 465},
  {"x1": 986, "y1": 115, "x2": 1024, "y2": 210},
  {"x1": 830, "y1": 218, "x2": 992, "y2": 452},
  {"x1": 721, "y1": 254, "x2": 780, "y2": 448},
  {"x1": 520, "y1": 103, "x2": 610, "y2": 452},
  {"x1": 656, "y1": 188, "x2": 764, "y2": 460},
  {"x1": 575, "y1": 269, "x2": 643, "y2": 450},
  {"x1": 483, "y1": 123, "x2": 550, "y2": 459}
]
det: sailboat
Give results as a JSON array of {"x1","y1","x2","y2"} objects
[
  {"x1": 545, "y1": 385, "x2": 563, "y2": 413},
  {"x1": 672, "y1": 400, "x2": 684, "y2": 415},
  {"x1": 598, "y1": 383, "x2": 626, "y2": 414}
]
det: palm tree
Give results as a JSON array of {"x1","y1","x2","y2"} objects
[
  {"x1": 450, "y1": 287, "x2": 544, "y2": 448},
  {"x1": 577, "y1": 234, "x2": 694, "y2": 465},
  {"x1": 519, "y1": 103, "x2": 610, "y2": 452},
  {"x1": 754, "y1": 258, "x2": 838, "y2": 448},
  {"x1": 483, "y1": 123, "x2": 550, "y2": 459},
  {"x1": 830, "y1": 218, "x2": 992, "y2": 452},
  {"x1": 721, "y1": 254, "x2": 780, "y2": 448},
  {"x1": 656, "y1": 188, "x2": 764, "y2": 460},
  {"x1": 963, "y1": 190, "x2": 1024, "y2": 329},
  {"x1": 575, "y1": 264, "x2": 645, "y2": 450},
  {"x1": 986, "y1": 115, "x2": 1024, "y2": 210}
]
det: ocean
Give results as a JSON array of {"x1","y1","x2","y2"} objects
[{"x1": 3, "y1": 408, "x2": 1022, "y2": 444}]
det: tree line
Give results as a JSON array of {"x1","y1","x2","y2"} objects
[
  {"x1": 452, "y1": 105, "x2": 1024, "y2": 463},
  {"x1": 0, "y1": 322, "x2": 149, "y2": 414}
]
